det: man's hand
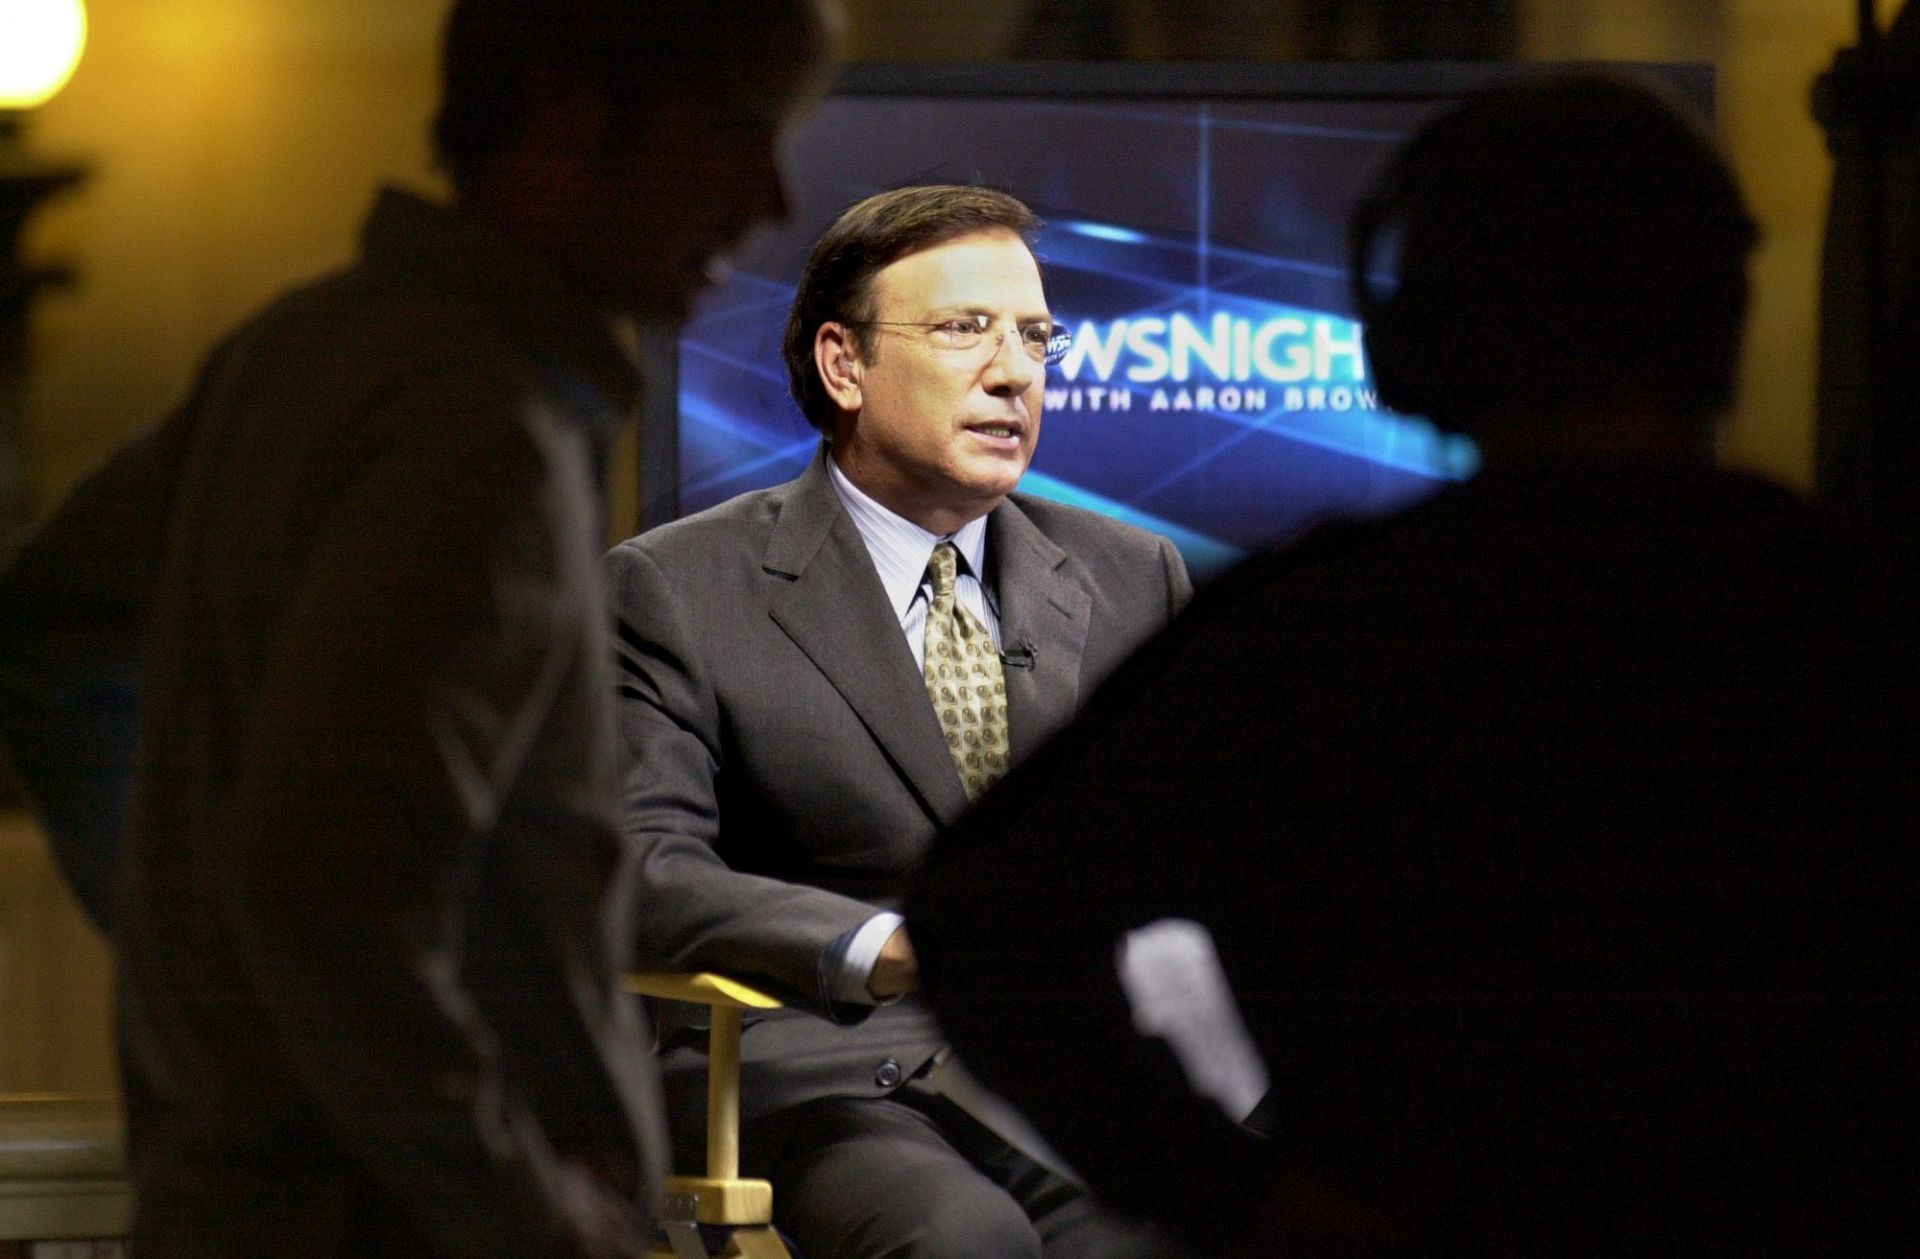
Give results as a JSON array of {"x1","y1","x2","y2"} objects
[{"x1": 866, "y1": 924, "x2": 920, "y2": 999}]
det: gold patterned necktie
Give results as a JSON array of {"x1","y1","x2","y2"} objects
[{"x1": 923, "y1": 542, "x2": 1009, "y2": 801}]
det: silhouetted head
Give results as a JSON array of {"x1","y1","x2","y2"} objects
[
  {"x1": 432, "y1": 0, "x2": 844, "y2": 322},
  {"x1": 1351, "y1": 73, "x2": 1757, "y2": 455}
]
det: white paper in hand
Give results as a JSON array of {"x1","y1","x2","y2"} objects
[{"x1": 1115, "y1": 918, "x2": 1270, "y2": 1123}]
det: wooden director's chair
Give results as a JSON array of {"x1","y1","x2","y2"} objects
[
  {"x1": 627, "y1": 972, "x2": 792, "y2": 1259},
  {"x1": 625, "y1": 970, "x2": 1088, "y2": 1258}
]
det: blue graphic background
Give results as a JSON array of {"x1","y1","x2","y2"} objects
[{"x1": 676, "y1": 93, "x2": 1477, "y2": 576}]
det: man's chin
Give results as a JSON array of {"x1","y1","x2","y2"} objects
[
  {"x1": 959, "y1": 467, "x2": 1029, "y2": 508},
  {"x1": 969, "y1": 449, "x2": 1033, "y2": 488}
]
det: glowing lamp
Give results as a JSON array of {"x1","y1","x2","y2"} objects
[
  {"x1": 0, "y1": 0, "x2": 88, "y2": 110},
  {"x1": 1, "y1": 0, "x2": 90, "y2": 572}
]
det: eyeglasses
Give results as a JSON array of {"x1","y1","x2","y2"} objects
[{"x1": 847, "y1": 313, "x2": 1073, "y2": 366}]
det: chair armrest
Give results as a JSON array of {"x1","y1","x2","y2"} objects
[
  {"x1": 625, "y1": 972, "x2": 783, "y2": 1011},
  {"x1": 623, "y1": 974, "x2": 782, "y2": 1219}
]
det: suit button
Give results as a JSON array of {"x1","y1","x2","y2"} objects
[{"x1": 874, "y1": 1059, "x2": 902, "y2": 1089}]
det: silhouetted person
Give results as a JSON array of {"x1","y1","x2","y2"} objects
[
  {"x1": 911, "y1": 72, "x2": 1919, "y2": 1256},
  {"x1": 5, "y1": 1, "x2": 842, "y2": 1255}
]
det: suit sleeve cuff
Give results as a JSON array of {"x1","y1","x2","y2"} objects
[{"x1": 825, "y1": 911, "x2": 906, "y2": 1005}]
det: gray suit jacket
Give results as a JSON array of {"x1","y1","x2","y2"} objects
[{"x1": 605, "y1": 448, "x2": 1189, "y2": 1152}]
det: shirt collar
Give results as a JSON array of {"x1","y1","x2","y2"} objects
[{"x1": 827, "y1": 456, "x2": 991, "y2": 619}]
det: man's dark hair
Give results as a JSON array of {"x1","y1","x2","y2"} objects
[
  {"x1": 1350, "y1": 72, "x2": 1758, "y2": 435},
  {"x1": 784, "y1": 185, "x2": 1040, "y2": 433},
  {"x1": 433, "y1": 0, "x2": 828, "y2": 194}
]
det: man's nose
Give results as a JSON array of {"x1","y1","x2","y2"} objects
[{"x1": 982, "y1": 329, "x2": 1039, "y2": 393}]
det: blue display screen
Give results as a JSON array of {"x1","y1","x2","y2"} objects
[{"x1": 673, "y1": 76, "x2": 1493, "y2": 576}]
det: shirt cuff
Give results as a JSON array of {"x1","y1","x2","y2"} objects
[{"x1": 826, "y1": 911, "x2": 907, "y2": 1005}]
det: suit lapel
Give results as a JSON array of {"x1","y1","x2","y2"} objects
[
  {"x1": 765, "y1": 452, "x2": 972, "y2": 826},
  {"x1": 988, "y1": 500, "x2": 1093, "y2": 766}
]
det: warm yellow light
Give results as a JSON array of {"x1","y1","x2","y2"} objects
[{"x1": 0, "y1": 0, "x2": 88, "y2": 110}]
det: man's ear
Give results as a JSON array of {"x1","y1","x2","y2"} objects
[{"x1": 815, "y1": 322, "x2": 863, "y2": 412}]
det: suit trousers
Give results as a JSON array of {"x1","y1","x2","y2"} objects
[{"x1": 752, "y1": 1078, "x2": 1185, "y2": 1259}]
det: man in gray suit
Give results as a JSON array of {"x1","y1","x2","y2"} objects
[
  {"x1": 605, "y1": 185, "x2": 1192, "y2": 1258},
  {"x1": 81, "y1": 2, "x2": 844, "y2": 1256}
]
